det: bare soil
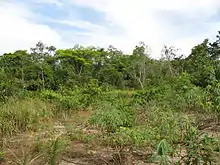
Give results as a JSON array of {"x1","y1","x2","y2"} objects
[{"x1": 1, "y1": 111, "x2": 220, "y2": 165}]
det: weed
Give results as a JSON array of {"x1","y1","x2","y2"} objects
[
  {"x1": 88, "y1": 101, "x2": 135, "y2": 132},
  {"x1": 156, "y1": 139, "x2": 172, "y2": 165},
  {"x1": 0, "y1": 150, "x2": 5, "y2": 162},
  {"x1": 0, "y1": 98, "x2": 54, "y2": 137},
  {"x1": 8, "y1": 146, "x2": 43, "y2": 165},
  {"x1": 42, "y1": 134, "x2": 69, "y2": 165}
]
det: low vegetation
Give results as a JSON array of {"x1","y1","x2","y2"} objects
[{"x1": 0, "y1": 32, "x2": 219, "y2": 164}]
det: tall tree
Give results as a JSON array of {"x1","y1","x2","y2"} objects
[
  {"x1": 129, "y1": 42, "x2": 151, "y2": 88},
  {"x1": 161, "y1": 45, "x2": 179, "y2": 77},
  {"x1": 30, "y1": 41, "x2": 56, "y2": 90},
  {"x1": 185, "y1": 39, "x2": 216, "y2": 87},
  {"x1": 209, "y1": 32, "x2": 220, "y2": 81}
]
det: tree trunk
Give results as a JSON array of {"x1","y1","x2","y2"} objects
[
  {"x1": 41, "y1": 67, "x2": 45, "y2": 90},
  {"x1": 137, "y1": 77, "x2": 144, "y2": 89}
]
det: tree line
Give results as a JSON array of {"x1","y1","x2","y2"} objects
[{"x1": 0, "y1": 31, "x2": 219, "y2": 99}]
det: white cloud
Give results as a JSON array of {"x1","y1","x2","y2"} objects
[
  {"x1": 33, "y1": 0, "x2": 63, "y2": 6},
  {"x1": 52, "y1": 19, "x2": 104, "y2": 32},
  {"x1": 68, "y1": 0, "x2": 220, "y2": 58},
  {"x1": 0, "y1": 0, "x2": 220, "y2": 58},
  {"x1": 0, "y1": 1, "x2": 66, "y2": 54}
]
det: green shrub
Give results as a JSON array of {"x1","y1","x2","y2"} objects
[
  {"x1": 155, "y1": 139, "x2": 172, "y2": 165},
  {"x1": 40, "y1": 90, "x2": 61, "y2": 100},
  {"x1": 113, "y1": 126, "x2": 156, "y2": 147},
  {"x1": 133, "y1": 73, "x2": 212, "y2": 112},
  {"x1": 34, "y1": 135, "x2": 69, "y2": 165},
  {"x1": 179, "y1": 127, "x2": 218, "y2": 164},
  {"x1": 0, "y1": 78, "x2": 23, "y2": 102},
  {"x1": 206, "y1": 82, "x2": 220, "y2": 112},
  {"x1": 132, "y1": 84, "x2": 169, "y2": 106},
  {"x1": 45, "y1": 137, "x2": 69, "y2": 165},
  {"x1": 40, "y1": 90, "x2": 83, "y2": 111},
  {"x1": 88, "y1": 100, "x2": 135, "y2": 132},
  {"x1": 41, "y1": 88, "x2": 102, "y2": 111}
]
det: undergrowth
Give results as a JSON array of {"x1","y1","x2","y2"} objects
[{"x1": 0, "y1": 75, "x2": 220, "y2": 164}]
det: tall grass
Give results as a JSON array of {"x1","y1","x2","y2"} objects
[{"x1": 0, "y1": 98, "x2": 55, "y2": 137}]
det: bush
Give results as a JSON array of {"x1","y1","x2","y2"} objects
[
  {"x1": 0, "y1": 78, "x2": 23, "y2": 102},
  {"x1": 132, "y1": 84, "x2": 169, "y2": 106},
  {"x1": 133, "y1": 73, "x2": 212, "y2": 112},
  {"x1": 113, "y1": 126, "x2": 156, "y2": 147},
  {"x1": 40, "y1": 90, "x2": 83, "y2": 111},
  {"x1": 88, "y1": 100, "x2": 135, "y2": 132},
  {"x1": 206, "y1": 82, "x2": 220, "y2": 112},
  {"x1": 41, "y1": 86, "x2": 103, "y2": 111}
]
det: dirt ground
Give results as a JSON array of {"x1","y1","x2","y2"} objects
[{"x1": 1, "y1": 111, "x2": 220, "y2": 165}]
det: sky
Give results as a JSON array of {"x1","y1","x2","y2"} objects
[{"x1": 0, "y1": 0, "x2": 220, "y2": 58}]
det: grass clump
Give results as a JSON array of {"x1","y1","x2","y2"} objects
[
  {"x1": 88, "y1": 100, "x2": 135, "y2": 133},
  {"x1": 0, "y1": 98, "x2": 54, "y2": 137}
]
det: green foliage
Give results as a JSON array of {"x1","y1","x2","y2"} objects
[
  {"x1": 0, "y1": 68, "x2": 23, "y2": 101},
  {"x1": 185, "y1": 39, "x2": 217, "y2": 87},
  {"x1": 34, "y1": 135, "x2": 69, "y2": 165},
  {"x1": 89, "y1": 100, "x2": 135, "y2": 132},
  {"x1": 0, "y1": 150, "x2": 5, "y2": 162},
  {"x1": 0, "y1": 98, "x2": 54, "y2": 137},
  {"x1": 40, "y1": 84, "x2": 102, "y2": 111},
  {"x1": 157, "y1": 139, "x2": 171, "y2": 156},
  {"x1": 155, "y1": 139, "x2": 172, "y2": 165},
  {"x1": 88, "y1": 106, "x2": 195, "y2": 148},
  {"x1": 41, "y1": 90, "x2": 82, "y2": 111},
  {"x1": 179, "y1": 126, "x2": 219, "y2": 164},
  {"x1": 112, "y1": 126, "x2": 156, "y2": 147},
  {"x1": 46, "y1": 137, "x2": 68, "y2": 165},
  {"x1": 1, "y1": 31, "x2": 220, "y2": 164},
  {"x1": 133, "y1": 73, "x2": 212, "y2": 112},
  {"x1": 206, "y1": 82, "x2": 220, "y2": 112},
  {"x1": 0, "y1": 79, "x2": 21, "y2": 101}
]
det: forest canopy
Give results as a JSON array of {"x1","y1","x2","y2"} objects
[{"x1": 0, "y1": 32, "x2": 219, "y2": 94}]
